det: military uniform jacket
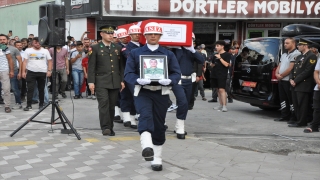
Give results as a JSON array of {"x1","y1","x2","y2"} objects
[
  {"x1": 290, "y1": 50, "x2": 317, "y2": 92},
  {"x1": 172, "y1": 48, "x2": 204, "y2": 76},
  {"x1": 88, "y1": 42, "x2": 124, "y2": 89},
  {"x1": 124, "y1": 45, "x2": 181, "y2": 86}
]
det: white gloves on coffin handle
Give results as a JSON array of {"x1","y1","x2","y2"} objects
[
  {"x1": 137, "y1": 78, "x2": 151, "y2": 85},
  {"x1": 183, "y1": 45, "x2": 196, "y2": 53},
  {"x1": 158, "y1": 79, "x2": 171, "y2": 86}
]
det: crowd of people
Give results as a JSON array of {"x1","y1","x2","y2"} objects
[
  {"x1": 273, "y1": 37, "x2": 320, "y2": 134},
  {"x1": 1, "y1": 23, "x2": 319, "y2": 171}
]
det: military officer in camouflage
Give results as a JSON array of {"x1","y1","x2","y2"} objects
[
  {"x1": 88, "y1": 25, "x2": 125, "y2": 136},
  {"x1": 144, "y1": 59, "x2": 164, "y2": 75},
  {"x1": 288, "y1": 38, "x2": 318, "y2": 127}
]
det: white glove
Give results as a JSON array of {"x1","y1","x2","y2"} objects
[
  {"x1": 183, "y1": 45, "x2": 196, "y2": 53},
  {"x1": 158, "y1": 79, "x2": 172, "y2": 86},
  {"x1": 137, "y1": 78, "x2": 151, "y2": 85}
]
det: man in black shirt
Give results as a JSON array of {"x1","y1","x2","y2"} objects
[{"x1": 210, "y1": 40, "x2": 231, "y2": 112}]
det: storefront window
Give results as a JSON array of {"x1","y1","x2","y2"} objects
[
  {"x1": 193, "y1": 22, "x2": 216, "y2": 34},
  {"x1": 268, "y1": 30, "x2": 280, "y2": 37},
  {"x1": 218, "y1": 22, "x2": 236, "y2": 30}
]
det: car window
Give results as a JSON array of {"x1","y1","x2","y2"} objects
[{"x1": 242, "y1": 39, "x2": 280, "y2": 65}]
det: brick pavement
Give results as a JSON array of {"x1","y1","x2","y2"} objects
[{"x1": 0, "y1": 96, "x2": 319, "y2": 180}]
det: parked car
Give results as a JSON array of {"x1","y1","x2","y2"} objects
[{"x1": 231, "y1": 24, "x2": 320, "y2": 110}]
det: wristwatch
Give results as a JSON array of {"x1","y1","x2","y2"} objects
[{"x1": 47, "y1": 70, "x2": 52, "y2": 72}]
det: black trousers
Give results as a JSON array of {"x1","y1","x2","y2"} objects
[
  {"x1": 26, "y1": 70, "x2": 46, "y2": 107},
  {"x1": 278, "y1": 80, "x2": 295, "y2": 120},
  {"x1": 310, "y1": 91, "x2": 320, "y2": 130},
  {"x1": 95, "y1": 88, "x2": 119, "y2": 130},
  {"x1": 189, "y1": 81, "x2": 198, "y2": 108},
  {"x1": 292, "y1": 90, "x2": 313, "y2": 126}
]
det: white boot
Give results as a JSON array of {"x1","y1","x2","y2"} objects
[
  {"x1": 140, "y1": 131, "x2": 154, "y2": 161},
  {"x1": 151, "y1": 145, "x2": 162, "y2": 171},
  {"x1": 130, "y1": 115, "x2": 137, "y2": 129},
  {"x1": 122, "y1": 112, "x2": 131, "y2": 127},
  {"x1": 175, "y1": 119, "x2": 186, "y2": 139},
  {"x1": 175, "y1": 119, "x2": 185, "y2": 134},
  {"x1": 114, "y1": 106, "x2": 120, "y2": 116}
]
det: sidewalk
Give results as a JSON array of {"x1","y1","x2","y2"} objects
[{"x1": 0, "y1": 98, "x2": 319, "y2": 180}]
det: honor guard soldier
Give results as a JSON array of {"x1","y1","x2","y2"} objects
[
  {"x1": 120, "y1": 25, "x2": 143, "y2": 129},
  {"x1": 289, "y1": 38, "x2": 318, "y2": 127},
  {"x1": 124, "y1": 22, "x2": 181, "y2": 171},
  {"x1": 113, "y1": 28, "x2": 129, "y2": 123},
  {"x1": 170, "y1": 33, "x2": 204, "y2": 139},
  {"x1": 88, "y1": 25, "x2": 125, "y2": 136}
]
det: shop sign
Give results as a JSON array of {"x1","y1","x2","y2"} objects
[
  {"x1": 247, "y1": 23, "x2": 282, "y2": 28},
  {"x1": 103, "y1": 0, "x2": 320, "y2": 19},
  {"x1": 65, "y1": 0, "x2": 100, "y2": 17}
]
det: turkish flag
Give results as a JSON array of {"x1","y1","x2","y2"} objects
[{"x1": 118, "y1": 19, "x2": 193, "y2": 47}]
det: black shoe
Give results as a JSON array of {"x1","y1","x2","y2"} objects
[
  {"x1": 174, "y1": 130, "x2": 187, "y2": 135},
  {"x1": 287, "y1": 121, "x2": 296, "y2": 124},
  {"x1": 188, "y1": 107, "x2": 193, "y2": 110},
  {"x1": 208, "y1": 99, "x2": 217, "y2": 103},
  {"x1": 109, "y1": 129, "x2": 115, "y2": 136},
  {"x1": 130, "y1": 125, "x2": 137, "y2": 129},
  {"x1": 73, "y1": 95, "x2": 80, "y2": 99},
  {"x1": 288, "y1": 123, "x2": 307, "y2": 127},
  {"x1": 164, "y1": 125, "x2": 168, "y2": 130},
  {"x1": 24, "y1": 106, "x2": 32, "y2": 111},
  {"x1": 228, "y1": 98, "x2": 233, "y2": 103},
  {"x1": 124, "y1": 121, "x2": 131, "y2": 127},
  {"x1": 0, "y1": 101, "x2": 4, "y2": 104},
  {"x1": 61, "y1": 93, "x2": 67, "y2": 98},
  {"x1": 151, "y1": 164, "x2": 163, "y2": 171},
  {"x1": 177, "y1": 133, "x2": 185, "y2": 139},
  {"x1": 32, "y1": 100, "x2": 38, "y2": 104},
  {"x1": 142, "y1": 147, "x2": 154, "y2": 161},
  {"x1": 39, "y1": 104, "x2": 44, "y2": 109},
  {"x1": 274, "y1": 118, "x2": 289, "y2": 122},
  {"x1": 114, "y1": 115, "x2": 121, "y2": 120},
  {"x1": 102, "y1": 129, "x2": 111, "y2": 135}
]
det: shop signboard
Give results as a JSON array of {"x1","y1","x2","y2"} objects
[
  {"x1": 103, "y1": 0, "x2": 320, "y2": 19},
  {"x1": 65, "y1": 0, "x2": 101, "y2": 18}
]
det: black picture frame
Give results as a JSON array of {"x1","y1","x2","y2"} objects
[{"x1": 140, "y1": 55, "x2": 168, "y2": 82}]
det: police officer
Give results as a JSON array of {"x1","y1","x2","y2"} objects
[
  {"x1": 120, "y1": 25, "x2": 143, "y2": 129},
  {"x1": 170, "y1": 33, "x2": 204, "y2": 139},
  {"x1": 88, "y1": 25, "x2": 125, "y2": 136},
  {"x1": 124, "y1": 22, "x2": 181, "y2": 171},
  {"x1": 288, "y1": 38, "x2": 318, "y2": 127}
]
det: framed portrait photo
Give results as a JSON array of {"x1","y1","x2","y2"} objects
[{"x1": 140, "y1": 55, "x2": 168, "y2": 82}]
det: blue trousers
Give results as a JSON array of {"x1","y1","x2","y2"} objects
[
  {"x1": 72, "y1": 69, "x2": 84, "y2": 96},
  {"x1": 172, "y1": 79, "x2": 193, "y2": 120},
  {"x1": 120, "y1": 82, "x2": 136, "y2": 115},
  {"x1": 134, "y1": 89, "x2": 168, "y2": 146},
  {"x1": 10, "y1": 70, "x2": 21, "y2": 104}
]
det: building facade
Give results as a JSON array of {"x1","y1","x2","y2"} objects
[{"x1": 1, "y1": 0, "x2": 320, "y2": 47}]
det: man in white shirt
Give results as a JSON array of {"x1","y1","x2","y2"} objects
[
  {"x1": 274, "y1": 38, "x2": 300, "y2": 122},
  {"x1": 0, "y1": 34, "x2": 15, "y2": 113},
  {"x1": 22, "y1": 37, "x2": 52, "y2": 111}
]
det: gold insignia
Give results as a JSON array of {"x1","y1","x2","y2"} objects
[
  {"x1": 88, "y1": 51, "x2": 92, "y2": 55},
  {"x1": 115, "y1": 50, "x2": 118, "y2": 55},
  {"x1": 310, "y1": 59, "x2": 316, "y2": 64},
  {"x1": 101, "y1": 27, "x2": 114, "y2": 32},
  {"x1": 101, "y1": 50, "x2": 103, "y2": 52}
]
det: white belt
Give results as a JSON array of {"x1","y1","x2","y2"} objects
[
  {"x1": 143, "y1": 85, "x2": 162, "y2": 91},
  {"x1": 181, "y1": 75, "x2": 192, "y2": 79}
]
